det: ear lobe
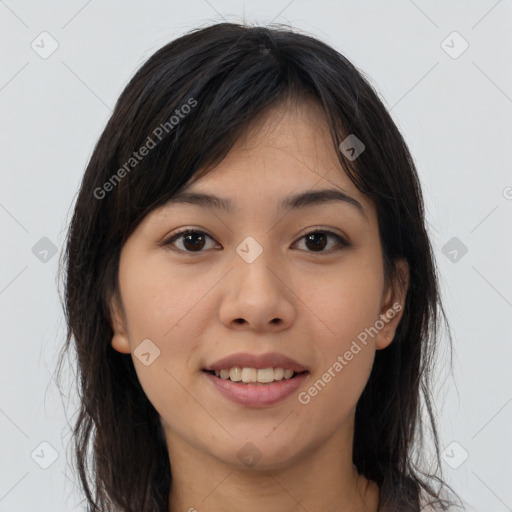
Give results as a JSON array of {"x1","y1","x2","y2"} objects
[
  {"x1": 376, "y1": 258, "x2": 410, "y2": 350},
  {"x1": 109, "y1": 293, "x2": 131, "y2": 354}
]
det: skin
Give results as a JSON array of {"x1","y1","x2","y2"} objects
[{"x1": 109, "y1": 97, "x2": 409, "y2": 512}]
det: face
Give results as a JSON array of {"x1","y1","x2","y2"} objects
[{"x1": 109, "y1": 98, "x2": 408, "y2": 472}]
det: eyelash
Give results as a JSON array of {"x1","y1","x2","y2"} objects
[{"x1": 162, "y1": 227, "x2": 349, "y2": 255}]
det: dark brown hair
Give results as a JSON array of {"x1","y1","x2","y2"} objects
[{"x1": 56, "y1": 22, "x2": 464, "y2": 511}]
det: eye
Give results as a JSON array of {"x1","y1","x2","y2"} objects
[
  {"x1": 163, "y1": 229, "x2": 219, "y2": 253},
  {"x1": 294, "y1": 228, "x2": 348, "y2": 253},
  {"x1": 162, "y1": 227, "x2": 348, "y2": 254}
]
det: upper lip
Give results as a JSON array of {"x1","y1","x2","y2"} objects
[{"x1": 204, "y1": 352, "x2": 308, "y2": 372}]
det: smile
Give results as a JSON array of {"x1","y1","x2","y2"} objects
[{"x1": 202, "y1": 368, "x2": 309, "y2": 407}]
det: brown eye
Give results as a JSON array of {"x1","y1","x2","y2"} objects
[
  {"x1": 163, "y1": 228, "x2": 348, "y2": 254},
  {"x1": 305, "y1": 232, "x2": 328, "y2": 251},
  {"x1": 296, "y1": 230, "x2": 348, "y2": 253},
  {"x1": 164, "y1": 230, "x2": 218, "y2": 253}
]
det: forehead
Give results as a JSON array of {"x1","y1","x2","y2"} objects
[{"x1": 166, "y1": 99, "x2": 372, "y2": 221}]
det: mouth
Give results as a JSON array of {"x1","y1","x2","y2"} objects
[{"x1": 201, "y1": 352, "x2": 309, "y2": 407}]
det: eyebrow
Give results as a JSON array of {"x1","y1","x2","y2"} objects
[{"x1": 166, "y1": 188, "x2": 367, "y2": 219}]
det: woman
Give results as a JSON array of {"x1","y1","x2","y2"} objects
[{"x1": 57, "y1": 22, "x2": 464, "y2": 512}]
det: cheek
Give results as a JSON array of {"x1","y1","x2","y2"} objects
[
  {"x1": 117, "y1": 257, "x2": 214, "y2": 407},
  {"x1": 298, "y1": 331, "x2": 376, "y2": 433},
  {"x1": 298, "y1": 257, "x2": 384, "y2": 343},
  {"x1": 295, "y1": 260, "x2": 381, "y2": 412},
  {"x1": 122, "y1": 298, "x2": 214, "y2": 440},
  {"x1": 118, "y1": 254, "x2": 219, "y2": 344}
]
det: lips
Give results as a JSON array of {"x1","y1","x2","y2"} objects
[
  {"x1": 203, "y1": 370, "x2": 309, "y2": 407},
  {"x1": 202, "y1": 352, "x2": 309, "y2": 407},
  {"x1": 203, "y1": 352, "x2": 308, "y2": 373}
]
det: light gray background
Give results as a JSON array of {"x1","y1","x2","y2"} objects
[{"x1": 1, "y1": 1, "x2": 511, "y2": 510}]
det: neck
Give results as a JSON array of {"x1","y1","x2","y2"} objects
[{"x1": 166, "y1": 424, "x2": 379, "y2": 512}]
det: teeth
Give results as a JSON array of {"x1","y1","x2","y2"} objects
[
  {"x1": 241, "y1": 367, "x2": 257, "y2": 383},
  {"x1": 229, "y1": 367, "x2": 242, "y2": 382},
  {"x1": 257, "y1": 368, "x2": 274, "y2": 383},
  {"x1": 213, "y1": 367, "x2": 297, "y2": 383}
]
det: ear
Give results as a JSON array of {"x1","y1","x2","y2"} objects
[
  {"x1": 109, "y1": 291, "x2": 131, "y2": 354},
  {"x1": 375, "y1": 258, "x2": 409, "y2": 350}
]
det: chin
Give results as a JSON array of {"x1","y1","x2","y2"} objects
[{"x1": 208, "y1": 435, "x2": 308, "y2": 472}]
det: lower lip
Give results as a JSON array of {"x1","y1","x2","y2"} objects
[{"x1": 203, "y1": 371, "x2": 308, "y2": 408}]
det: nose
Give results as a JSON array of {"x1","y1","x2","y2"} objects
[{"x1": 218, "y1": 248, "x2": 296, "y2": 332}]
